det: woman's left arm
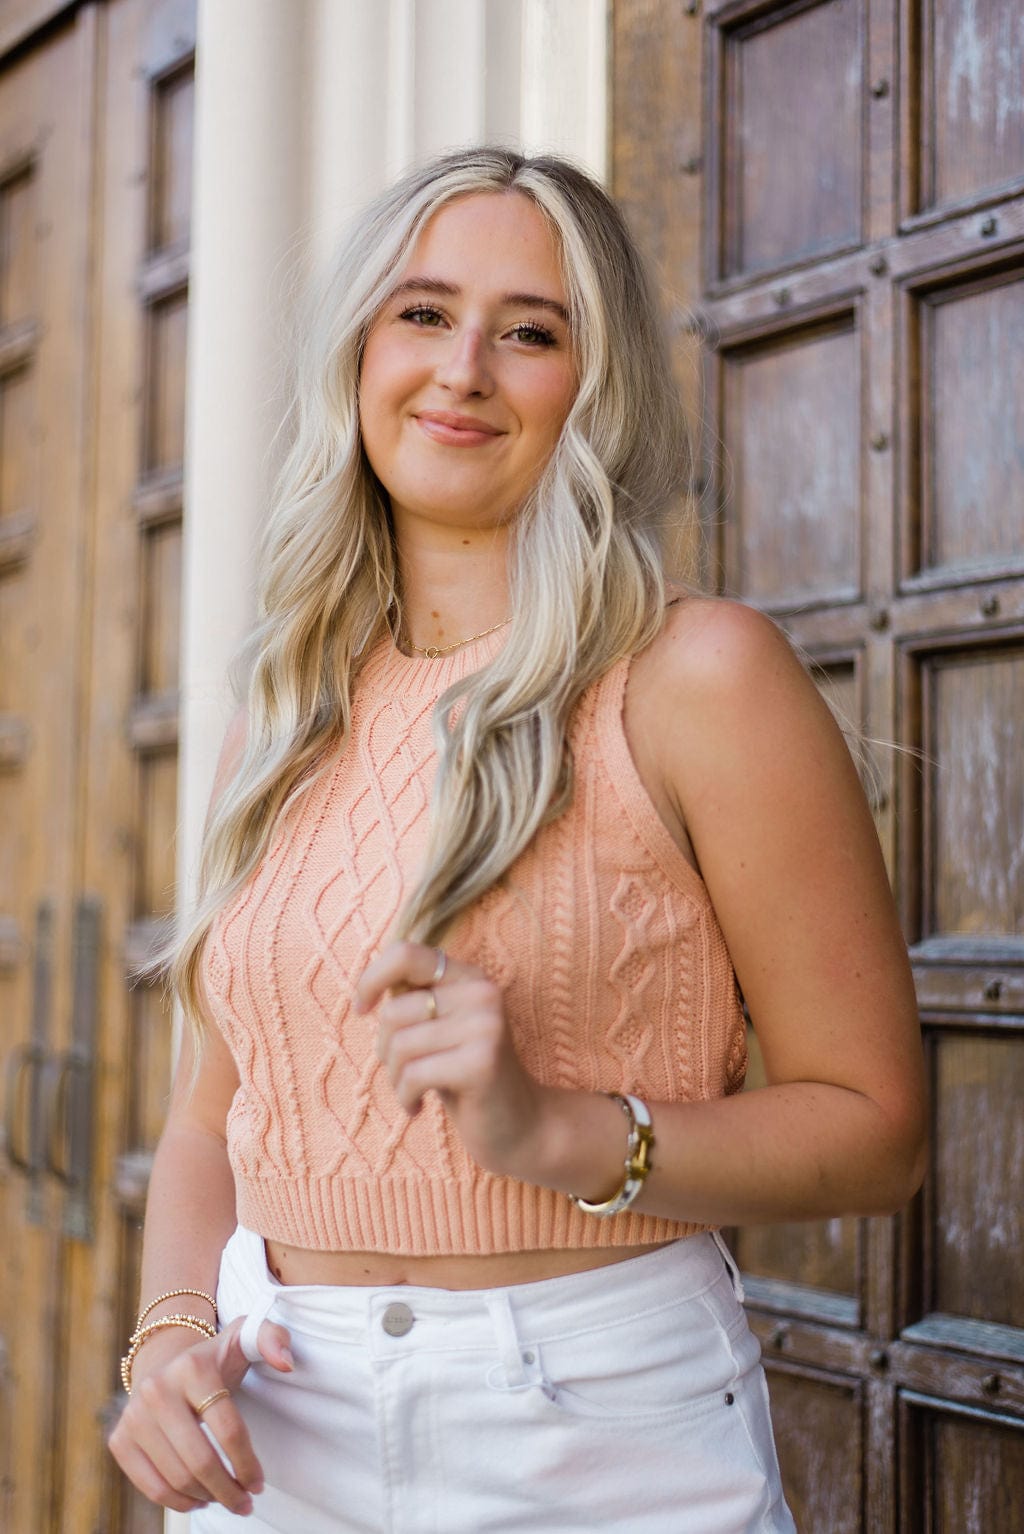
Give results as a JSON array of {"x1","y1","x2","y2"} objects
[
  {"x1": 532, "y1": 599, "x2": 927, "y2": 1225},
  {"x1": 359, "y1": 600, "x2": 927, "y2": 1225}
]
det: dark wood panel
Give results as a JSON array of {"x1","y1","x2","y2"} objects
[
  {"x1": 900, "y1": 1392, "x2": 1024, "y2": 1532},
  {"x1": 0, "y1": 11, "x2": 92, "y2": 1528},
  {"x1": 151, "y1": 58, "x2": 192, "y2": 251},
  {"x1": 711, "y1": 0, "x2": 864, "y2": 284},
  {"x1": 0, "y1": 364, "x2": 35, "y2": 513},
  {"x1": 924, "y1": 645, "x2": 1024, "y2": 942},
  {"x1": 914, "y1": 0, "x2": 1024, "y2": 216},
  {"x1": 140, "y1": 521, "x2": 181, "y2": 695},
  {"x1": 928, "y1": 1028, "x2": 1024, "y2": 1330},
  {"x1": 766, "y1": 1364, "x2": 865, "y2": 1534},
  {"x1": 736, "y1": 1220, "x2": 862, "y2": 1304},
  {"x1": 720, "y1": 312, "x2": 862, "y2": 606},
  {"x1": 137, "y1": 748, "x2": 177, "y2": 918},
  {"x1": 144, "y1": 289, "x2": 187, "y2": 472},
  {"x1": 914, "y1": 263, "x2": 1024, "y2": 579},
  {"x1": 0, "y1": 164, "x2": 36, "y2": 320}
]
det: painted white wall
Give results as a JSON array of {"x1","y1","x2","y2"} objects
[{"x1": 169, "y1": 5, "x2": 607, "y2": 1525}]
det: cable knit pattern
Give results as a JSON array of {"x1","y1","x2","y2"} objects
[{"x1": 202, "y1": 628, "x2": 747, "y2": 1255}]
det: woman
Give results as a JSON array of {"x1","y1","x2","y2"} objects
[{"x1": 109, "y1": 147, "x2": 926, "y2": 1531}]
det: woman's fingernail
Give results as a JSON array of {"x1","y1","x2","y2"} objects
[
  {"x1": 281, "y1": 1347, "x2": 294, "y2": 1367},
  {"x1": 237, "y1": 1496, "x2": 254, "y2": 1516},
  {"x1": 249, "y1": 1479, "x2": 264, "y2": 1495}
]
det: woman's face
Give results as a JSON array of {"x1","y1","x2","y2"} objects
[{"x1": 359, "y1": 191, "x2": 577, "y2": 538}]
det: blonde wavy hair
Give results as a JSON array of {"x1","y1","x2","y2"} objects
[{"x1": 167, "y1": 145, "x2": 695, "y2": 1050}]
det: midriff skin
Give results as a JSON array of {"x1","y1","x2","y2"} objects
[{"x1": 263, "y1": 1240, "x2": 676, "y2": 1289}]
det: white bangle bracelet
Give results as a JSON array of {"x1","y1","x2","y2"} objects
[{"x1": 570, "y1": 1092, "x2": 655, "y2": 1217}]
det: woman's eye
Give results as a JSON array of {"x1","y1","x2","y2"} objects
[
  {"x1": 399, "y1": 305, "x2": 446, "y2": 327},
  {"x1": 508, "y1": 322, "x2": 556, "y2": 347}
]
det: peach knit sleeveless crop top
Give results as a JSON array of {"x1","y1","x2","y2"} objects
[{"x1": 201, "y1": 628, "x2": 747, "y2": 1255}]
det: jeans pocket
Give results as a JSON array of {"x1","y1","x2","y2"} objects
[{"x1": 528, "y1": 1288, "x2": 741, "y2": 1425}]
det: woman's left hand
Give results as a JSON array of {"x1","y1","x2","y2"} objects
[{"x1": 353, "y1": 940, "x2": 546, "y2": 1177}]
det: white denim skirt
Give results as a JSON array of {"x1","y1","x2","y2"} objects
[{"x1": 191, "y1": 1224, "x2": 795, "y2": 1533}]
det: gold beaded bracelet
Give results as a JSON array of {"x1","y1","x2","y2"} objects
[
  {"x1": 120, "y1": 1313, "x2": 217, "y2": 1396},
  {"x1": 134, "y1": 1287, "x2": 217, "y2": 1332}
]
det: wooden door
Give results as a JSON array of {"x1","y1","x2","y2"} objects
[
  {"x1": 0, "y1": 3, "x2": 195, "y2": 1531},
  {"x1": 613, "y1": 2, "x2": 1024, "y2": 1530}
]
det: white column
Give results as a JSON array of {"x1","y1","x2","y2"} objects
[
  {"x1": 177, "y1": 0, "x2": 308, "y2": 907},
  {"x1": 306, "y1": 0, "x2": 392, "y2": 270},
  {"x1": 521, "y1": 0, "x2": 608, "y2": 176},
  {"x1": 412, "y1": 0, "x2": 487, "y2": 154}
]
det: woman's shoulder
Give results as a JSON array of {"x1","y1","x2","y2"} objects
[
  {"x1": 613, "y1": 594, "x2": 818, "y2": 867},
  {"x1": 642, "y1": 591, "x2": 805, "y2": 705},
  {"x1": 630, "y1": 590, "x2": 848, "y2": 804}
]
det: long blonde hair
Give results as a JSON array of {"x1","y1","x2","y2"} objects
[{"x1": 168, "y1": 146, "x2": 695, "y2": 1050}]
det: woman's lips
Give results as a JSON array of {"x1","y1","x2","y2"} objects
[{"x1": 414, "y1": 411, "x2": 504, "y2": 447}]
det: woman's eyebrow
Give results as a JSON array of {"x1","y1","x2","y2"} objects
[{"x1": 392, "y1": 277, "x2": 569, "y2": 325}]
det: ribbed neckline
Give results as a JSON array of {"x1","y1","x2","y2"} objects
[{"x1": 365, "y1": 622, "x2": 510, "y2": 695}]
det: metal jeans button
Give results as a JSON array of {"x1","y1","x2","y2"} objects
[{"x1": 381, "y1": 1301, "x2": 415, "y2": 1337}]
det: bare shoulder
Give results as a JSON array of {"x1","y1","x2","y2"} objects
[
  {"x1": 647, "y1": 593, "x2": 810, "y2": 703},
  {"x1": 637, "y1": 595, "x2": 838, "y2": 784},
  {"x1": 640, "y1": 592, "x2": 870, "y2": 871}
]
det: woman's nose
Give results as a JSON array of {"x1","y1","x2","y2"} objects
[{"x1": 435, "y1": 327, "x2": 494, "y2": 397}]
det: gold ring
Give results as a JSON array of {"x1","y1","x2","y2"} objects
[
  {"x1": 194, "y1": 1388, "x2": 230, "y2": 1417},
  {"x1": 430, "y1": 948, "x2": 447, "y2": 985},
  {"x1": 424, "y1": 989, "x2": 438, "y2": 1022}
]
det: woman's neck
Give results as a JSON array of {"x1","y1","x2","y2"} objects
[{"x1": 393, "y1": 523, "x2": 511, "y2": 655}]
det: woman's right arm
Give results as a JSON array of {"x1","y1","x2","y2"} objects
[{"x1": 108, "y1": 710, "x2": 293, "y2": 1518}]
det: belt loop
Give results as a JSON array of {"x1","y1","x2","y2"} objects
[
  {"x1": 711, "y1": 1230, "x2": 746, "y2": 1304},
  {"x1": 238, "y1": 1286, "x2": 279, "y2": 1364},
  {"x1": 484, "y1": 1291, "x2": 529, "y2": 1389}
]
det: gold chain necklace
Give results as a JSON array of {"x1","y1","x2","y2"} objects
[{"x1": 403, "y1": 617, "x2": 512, "y2": 660}]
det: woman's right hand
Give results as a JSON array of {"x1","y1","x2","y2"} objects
[{"x1": 108, "y1": 1313, "x2": 294, "y2": 1517}]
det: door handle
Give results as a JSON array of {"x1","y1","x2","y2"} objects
[
  {"x1": 52, "y1": 896, "x2": 100, "y2": 1241},
  {"x1": 3, "y1": 1041, "x2": 42, "y2": 1172},
  {"x1": 41, "y1": 1049, "x2": 74, "y2": 1184}
]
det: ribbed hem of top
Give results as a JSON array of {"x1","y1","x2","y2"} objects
[{"x1": 234, "y1": 1172, "x2": 707, "y2": 1257}]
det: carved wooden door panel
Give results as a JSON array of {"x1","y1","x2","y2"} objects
[
  {"x1": 0, "y1": 3, "x2": 194, "y2": 1531},
  {"x1": 613, "y1": 1, "x2": 1024, "y2": 1529},
  {"x1": 0, "y1": 11, "x2": 95, "y2": 1530}
]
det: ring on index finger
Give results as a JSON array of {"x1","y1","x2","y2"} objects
[
  {"x1": 430, "y1": 948, "x2": 447, "y2": 985},
  {"x1": 193, "y1": 1388, "x2": 231, "y2": 1418}
]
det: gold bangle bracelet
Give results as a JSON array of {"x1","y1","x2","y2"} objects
[
  {"x1": 120, "y1": 1313, "x2": 217, "y2": 1395},
  {"x1": 569, "y1": 1093, "x2": 655, "y2": 1217}
]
